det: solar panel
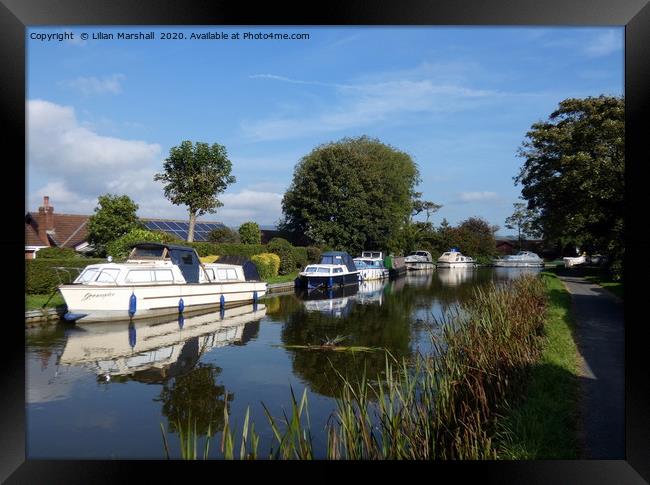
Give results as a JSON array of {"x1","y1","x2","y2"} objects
[
  {"x1": 143, "y1": 220, "x2": 160, "y2": 230},
  {"x1": 177, "y1": 231, "x2": 189, "y2": 241}
]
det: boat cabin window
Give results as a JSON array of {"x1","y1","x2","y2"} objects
[
  {"x1": 316, "y1": 267, "x2": 331, "y2": 274},
  {"x1": 305, "y1": 267, "x2": 318, "y2": 273},
  {"x1": 77, "y1": 268, "x2": 99, "y2": 283},
  {"x1": 125, "y1": 270, "x2": 153, "y2": 283},
  {"x1": 217, "y1": 268, "x2": 239, "y2": 280},
  {"x1": 333, "y1": 268, "x2": 343, "y2": 274},
  {"x1": 321, "y1": 255, "x2": 343, "y2": 265},
  {"x1": 129, "y1": 246, "x2": 166, "y2": 259},
  {"x1": 96, "y1": 268, "x2": 120, "y2": 283},
  {"x1": 205, "y1": 268, "x2": 216, "y2": 281},
  {"x1": 181, "y1": 254, "x2": 194, "y2": 265},
  {"x1": 154, "y1": 269, "x2": 174, "y2": 282}
]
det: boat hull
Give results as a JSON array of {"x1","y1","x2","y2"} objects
[
  {"x1": 406, "y1": 261, "x2": 435, "y2": 271},
  {"x1": 296, "y1": 272, "x2": 359, "y2": 289},
  {"x1": 493, "y1": 260, "x2": 544, "y2": 268},
  {"x1": 358, "y1": 268, "x2": 389, "y2": 281},
  {"x1": 436, "y1": 262, "x2": 477, "y2": 269},
  {"x1": 59, "y1": 281, "x2": 267, "y2": 323}
]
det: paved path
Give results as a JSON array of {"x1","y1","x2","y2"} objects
[{"x1": 558, "y1": 275, "x2": 625, "y2": 459}]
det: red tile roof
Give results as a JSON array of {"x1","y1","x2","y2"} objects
[{"x1": 25, "y1": 212, "x2": 89, "y2": 248}]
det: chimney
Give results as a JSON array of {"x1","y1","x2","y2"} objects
[{"x1": 37, "y1": 196, "x2": 55, "y2": 245}]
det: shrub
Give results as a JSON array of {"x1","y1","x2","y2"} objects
[
  {"x1": 238, "y1": 222, "x2": 262, "y2": 245},
  {"x1": 306, "y1": 246, "x2": 322, "y2": 264},
  {"x1": 188, "y1": 242, "x2": 266, "y2": 259},
  {"x1": 267, "y1": 238, "x2": 296, "y2": 275},
  {"x1": 35, "y1": 247, "x2": 80, "y2": 259},
  {"x1": 251, "y1": 253, "x2": 280, "y2": 280},
  {"x1": 292, "y1": 247, "x2": 309, "y2": 269},
  {"x1": 208, "y1": 226, "x2": 240, "y2": 243},
  {"x1": 26, "y1": 258, "x2": 106, "y2": 294},
  {"x1": 106, "y1": 228, "x2": 167, "y2": 259},
  {"x1": 199, "y1": 255, "x2": 220, "y2": 263}
]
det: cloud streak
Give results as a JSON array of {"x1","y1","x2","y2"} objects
[{"x1": 58, "y1": 73, "x2": 126, "y2": 95}]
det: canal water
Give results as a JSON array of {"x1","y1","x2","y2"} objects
[{"x1": 26, "y1": 267, "x2": 541, "y2": 459}]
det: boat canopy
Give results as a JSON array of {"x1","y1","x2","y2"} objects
[
  {"x1": 128, "y1": 242, "x2": 201, "y2": 283},
  {"x1": 214, "y1": 255, "x2": 261, "y2": 281},
  {"x1": 320, "y1": 251, "x2": 357, "y2": 272}
]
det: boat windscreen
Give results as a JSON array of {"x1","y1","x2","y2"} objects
[{"x1": 129, "y1": 246, "x2": 165, "y2": 259}]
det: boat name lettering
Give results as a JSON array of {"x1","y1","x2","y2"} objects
[{"x1": 81, "y1": 292, "x2": 116, "y2": 301}]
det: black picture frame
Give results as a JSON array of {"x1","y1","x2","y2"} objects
[{"x1": 3, "y1": 0, "x2": 649, "y2": 482}]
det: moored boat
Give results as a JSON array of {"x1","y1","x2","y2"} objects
[
  {"x1": 563, "y1": 254, "x2": 588, "y2": 268},
  {"x1": 493, "y1": 251, "x2": 544, "y2": 268},
  {"x1": 58, "y1": 242, "x2": 267, "y2": 323},
  {"x1": 436, "y1": 249, "x2": 477, "y2": 268},
  {"x1": 295, "y1": 251, "x2": 359, "y2": 289},
  {"x1": 405, "y1": 250, "x2": 435, "y2": 271},
  {"x1": 354, "y1": 251, "x2": 389, "y2": 281}
]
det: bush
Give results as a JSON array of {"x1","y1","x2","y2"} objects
[
  {"x1": 306, "y1": 246, "x2": 322, "y2": 264},
  {"x1": 106, "y1": 228, "x2": 167, "y2": 259},
  {"x1": 208, "y1": 226, "x2": 240, "y2": 243},
  {"x1": 292, "y1": 246, "x2": 309, "y2": 269},
  {"x1": 238, "y1": 222, "x2": 262, "y2": 245},
  {"x1": 189, "y1": 242, "x2": 266, "y2": 259},
  {"x1": 26, "y1": 258, "x2": 106, "y2": 294},
  {"x1": 251, "y1": 253, "x2": 280, "y2": 280},
  {"x1": 199, "y1": 255, "x2": 220, "y2": 263},
  {"x1": 267, "y1": 237, "x2": 296, "y2": 275},
  {"x1": 35, "y1": 247, "x2": 80, "y2": 259}
]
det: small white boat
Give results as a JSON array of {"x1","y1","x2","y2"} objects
[
  {"x1": 563, "y1": 254, "x2": 588, "y2": 268},
  {"x1": 405, "y1": 250, "x2": 435, "y2": 271},
  {"x1": 59, "y1": 243, "x2": 267, "y2": 323},
  {"x1": 493, "y1": 251, "x2": 544, "y2": 268},
  {"x1": 296, "y1": 251, "x2": 359, "y2": 289},
  {"x1": 354, "y1": 252, "x2": 389, "y2": 281},
  {"x1": 436, "y1": 249, "x2": 477, "y2": 269}
]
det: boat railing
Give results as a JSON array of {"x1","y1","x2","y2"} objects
[{"x1": 52, "y1": 266, "x2": 85, "y2": 286}]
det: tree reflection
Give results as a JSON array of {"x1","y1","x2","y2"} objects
[{"x1": 156, "y1": 359, "x2": 232, "y2": 436}]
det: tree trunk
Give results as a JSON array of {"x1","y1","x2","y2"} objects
[
  {"x1": 188, "y1": 210, "x2": 196, "y2": 242},
  {"x1": 518, "y1": 226, "x2": 522, "y2": 251}
]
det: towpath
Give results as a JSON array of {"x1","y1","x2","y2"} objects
[{"x1": 558, "y1": 275, "x2": 624, "y2": 459}]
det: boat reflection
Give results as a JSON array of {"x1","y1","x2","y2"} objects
[
  {"x1": 59, "y1": 303, "x2": 266, "y2": 381},
  {"x1": 435, "y1": 267, "x2": 476, "y2": 287},
  {"x1": 295, "y1": 285, "x2": 358, "y2": 318},
  {"x1": 355, "y1": 279, "x2": 389, "y2": 306},
  {"x1": 405, "y1": 270, "x2": 434, "y2": 288}
]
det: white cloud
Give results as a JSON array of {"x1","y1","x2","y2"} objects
[
  {"x1": 243, "y1": 75, "x2": 503, "y2": 142},
  {"x1": 218, "y1": 190, "x2": 283, "y2": 225},
  {"x1": 584, "y1": 30, "x2": 623, "y2": 58},
  {"x1": 456, "y1": 191, "x2": 499, "y2": 203},
  {"x1": 58, "y1": 73, "x2": 126, "y2": 95}
]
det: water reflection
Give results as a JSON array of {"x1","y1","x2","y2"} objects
[
  {"x1": 59, "y1": 303, "x2": 267, "y2": 382},
  {"x1": 296, "y1": 285, "x2": 358, "y2": 318},
  {"x1": 435, "y1": 267, "x2": 476, "y2": 287},
  {"x1": 492, "y1": 266, "x2": 543, "y2": 280}
]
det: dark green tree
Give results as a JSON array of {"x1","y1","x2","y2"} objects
[
  {"x1": 514, "y1": 95, "x2": 624, "y2": 275},
  {"x1": 154, "y1": 141, "x2": 236, "y2": 242},
  {"x1": 87, "y1": 194, "x2": 140, "y2": 257},
  {"x1": 280, "y1": 136, "x2": 422, "y2": 255},
  {"x1": 238, "y1": 221, "x2": 262, "y2": 244},
  {"x1": 208, "y1": 226, "x2": 240, "y2": 243}
]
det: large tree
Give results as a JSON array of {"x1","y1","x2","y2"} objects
[
  {"x1": 279, "y1": 136, "x2": 422, "y2": 255},
  {"x1": 514, "y1": 96, "x2": 624, "y2": 271},
  {"x1": 154, "y1": 141, "x2": 236, "y2": 242},
  {"x1": 87, "y1": 193, "x2": 140, "y2": 257}
]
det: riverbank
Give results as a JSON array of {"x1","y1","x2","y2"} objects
[{"x1": 495, "y1": 271, "x2": 580, "y2": 458}]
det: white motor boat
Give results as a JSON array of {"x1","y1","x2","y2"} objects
[
  {"x1": 563, "y1": 254, "x2": 588, "y2": 268},
  {"x1": 405, "y1": 250, "x2": 435, "y2": 270},
  {"x1": 296, "y1": 251, "x2": 359, "y2": 289},
  {"x1": 436, "y1": 249, "x2": 477, "y2": 269},
  {"x1": 493, "y1": 251, "x2": 544, "y2": 268},
  {"x1": 354, "y1": 252, "x2": 389, "y2": 281},
  {"x1": 59, "y1": 242, "x2": 267, "y2": 323}
]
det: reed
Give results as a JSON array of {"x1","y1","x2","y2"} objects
[{"x1": 161, "y1": 275, "x2": 549, "y2": 459}]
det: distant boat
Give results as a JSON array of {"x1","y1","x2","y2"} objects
[
  {"x1": 354, "y1": 251, "x2": 389, "y2": 281},
  {"x1": 296, "y1": 251, "x2": 359, "y2": 289},
  {"x1": 405, "y1": 250, "x2": 435, "y2": 271},
  {"x1": 58, "y1": 242, "x2": 266, "y2": 323},
  {"x1": 563, "y1": 254, "x2": 588, "y2": 268},
  {"x1": 493, "y1": 251, "x2": 544, "y2": 268},
  {"x1": 436, "y1": 249, "x2": 477, "y2": 269}
]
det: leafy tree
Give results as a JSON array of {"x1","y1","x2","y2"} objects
[
  {"x1": 154, "y1": 141, "x2": 236, "y2": 242},
  {"x1": 208, "y1": 226, "x2": 240, "y2": 243},
  {"x1": 105, "y1": 227, "x2": 167, "y2": 259},
  {"x1": 514, "y1": 95, "x2": 624, "y2": 276},
  {"x1": 87, "y1": 194, "x2": 141, "y2": 257},
  {"x1": 280, "y1": 136, "x2": 422, "y2": 255},
  {"x1": 505, "y1": 202, "x2": 540, "y2": 251},
  {"x1": 238, "y1": 221, "x2": 262, "y2": 244}
]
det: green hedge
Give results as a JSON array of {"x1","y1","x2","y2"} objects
[
  {"x1": 26, "y1": 258, "x2": 106, "y2": 294},
  {"x1": 188, "y1": 242, "x2": 267, "y2": 258},
  {"x1": 35, "y1": 247, "x2": 79, "y2": 259},
  {"x1": 251, "y1": 253, "x2": 281, "y2": 280}
]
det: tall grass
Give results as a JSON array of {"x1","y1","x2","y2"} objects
[{"x1": 161, "y1": 275, "x2": 549, "y2": 459}]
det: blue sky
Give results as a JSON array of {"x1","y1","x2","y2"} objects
[{"x1": 26, "y1": 26, "x2": 623, "y2": 235}]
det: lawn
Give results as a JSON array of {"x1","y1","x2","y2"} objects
[
  {"x1": 26, "y1": 292, "x2": 66, "y2": 311},
  {"x1": 266, "y1": 272, "x2": 299, "y2": 284},
  {"x1": 496, "y1": 272, "x2": 580, "y2": 459}
]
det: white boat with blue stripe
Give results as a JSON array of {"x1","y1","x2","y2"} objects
[
  {"x1": 296, "y1": 251, "x2": 359, "y2": 290},
  {"x1": 58, "y1": 243, "x2": 267, "y2": 323}
]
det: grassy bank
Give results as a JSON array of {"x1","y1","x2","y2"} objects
[
  {"x1": 495, "y1": 272, "x2": 579, "y2": 458},
  {"x1": 26, "y1": 292, "x2": 65, "y2": 311},
  {"x1": 162, "y1": 275, "x2": 563, "y2": 460},
  {"x1": 583, "y1": 274, "x2": 623, "y2": 300},
  {"x1": 266, "y1": 272, "x2": 299, "y2": 285}
]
